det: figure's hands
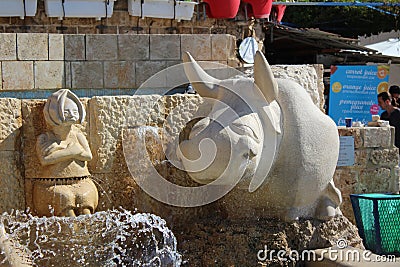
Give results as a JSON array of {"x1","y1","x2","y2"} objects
[
  {"x1": 43, "y1": 143, "x2": 66, "y2": 156},
  {"x1": 67, "y1": 142, "x2": 84, "y2": 156}
]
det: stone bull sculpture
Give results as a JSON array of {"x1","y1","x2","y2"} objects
[{"x1": 178, "y1": 51, "x2": 342, "y2": 221}]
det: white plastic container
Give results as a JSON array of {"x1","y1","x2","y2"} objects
[
  {"x1": 128, "y1": 0, "x2": 196, "y2": 21},
  {"x1": 44, "y1": 0, "x2": 116, "y2": 20},
  {"x1": 0, "y1": 0, "x2": 37, "y2": 19},
  {"x1": 175, "y1": 1, "x2": 197, "y2": 21}
]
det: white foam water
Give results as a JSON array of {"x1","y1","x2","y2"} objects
[{"x1": 0, "y1": 209, "x2": 181, "y2": 267}]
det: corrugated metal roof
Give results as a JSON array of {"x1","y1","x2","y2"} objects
[{"x1": 263, "y1": 22, "x2": 400, "y2": 64}]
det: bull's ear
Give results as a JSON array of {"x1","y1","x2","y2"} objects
[
  {"x1": 182, "y1": 52, "x2": 221, "y2": 99},
  {"x1": 254, "y1": 51, "x2": 278, "y2": 103}
]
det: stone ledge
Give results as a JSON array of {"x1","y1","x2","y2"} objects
[{"x1": 338, "y1": 126, "x2": 395, "y2": 149}]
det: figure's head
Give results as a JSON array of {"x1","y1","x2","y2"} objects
[
  {"x1": 44, "y1": 89, "x2": 85, "y2": 127},
  {"x1": 389, "y1": 85, "x2": 400, "y2": 99},
  {"x1": 378, "y1": 91, "x2": 392, "y2": 111}
]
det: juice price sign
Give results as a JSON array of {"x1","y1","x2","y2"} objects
[{"x1": 329, "y1": 65, "x2": 389, "y2": 126}]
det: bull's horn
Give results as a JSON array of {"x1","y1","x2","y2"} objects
[
  {"x1": 182, "y1": 52, "x2": 220, "y2": 98},
  {"x1": 254, "y1": 51, "x2": 278, "y2": 103}
]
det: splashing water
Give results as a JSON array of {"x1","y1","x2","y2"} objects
[{"x1": 0, "y1": 209, "x2": 181, "y2": 267}]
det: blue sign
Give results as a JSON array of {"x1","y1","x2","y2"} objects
[
  {"x1": 329, "y1": 65, "x2": 389, "y2": 126},
  {"x1": 337, "y1": 136, "x2": 355, "y2": 166}
]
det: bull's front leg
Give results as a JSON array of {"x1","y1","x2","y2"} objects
[{"x1": 315, "y1": 180, "x2": 343, "y2": 220}]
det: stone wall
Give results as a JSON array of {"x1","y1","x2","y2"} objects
[
  {"x1": 0, "y1": 1, "x2": 264, "y2": 42},
  {"x1": 0, "y1": 98, "x2": 24, "y2": 212},
  {"x1": 1, "y1": 93, "x2": 399, "y2": 227},
  {"x1": 0, "y1": 33, "x2": 236, "y2": 92},
  {"x1": 335, "y1": 126, "x2": 400, "y2": 223}
]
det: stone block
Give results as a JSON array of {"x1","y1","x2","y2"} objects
[
  {"x1": 272, "y1": 65, "x2": 321, "y2": 108},
  {"x1": 390, "y1": 126, "x2": 396, "y2": 147},
  {"x1": 91, "y1": 173, "x2": 136, "y2": 212},
  {"x1": 118, "y1": 34, "x2": 150, "y2": 60},
  {"x1": 0, "y1": 151, "x2": 25, "y2": 213},
  {"x1": 0, "y1": 98, "x2": 22, "y2": 151},
  {"x1": 17, "y1": 33, "x2": 48, "y2": 60},
  {"x1": 333, "y1": 168, "x2": 359, "y2": 221},
  {"x1": 104, "y1": 61, "x2": 136, "y2": 88},
  {"x1": 86, "y1": 34, "x2": 118, "y2": 61},
  {"x1": 0, "y1": 62, "x2": 1, "y2": 90},
  {"x1": 150, "y1": 35, "x2": 180, "y2": 60},
  {"x1": 200, "y1": 61, "x2": 240, "y2": 80},
  {"x1": 354, "y1": 149, "x2": 368, "y2": 168},
  {"x1": 211, "y1": 34, "x2": 234, "y2": 61},
  {"x1": 49, "y1": 34, "x2": 64, "y2": 60},
  {"x1": 65, "y1": 34, "x2": 86, "y2": 60},
  {"x1": 165, "y1": 61, "x2": 189, "y2": 88},
  {"x1": 21, "y1": 100, "x2": 49, "y2": 179},
  {"x1": 337, "y1": 127, "x2": 363, "y2": 148},
  {"x1": 393, "y1": 166, "x2": 400, "y2": 193},
  {"x1": 2, "y1": 61, "x2": 34, "y2": 90},
  {"x1": 181, "y1": 34, "x2": 212, "y2": 60},
  {"x1": 359, "y1": 168, "x2": 391, "y2": 193},
  {"x1": 0, "y1": 33, "x2": 17, "y2": 60},
  {"x1": 369, "y1": 148, "x2": 399, "y2": 166},
  {"x1": 88, "y1": 96, "x2": 164, "y2": 173},
  {"x1": 71, "y1": 61, "x2": 104, "y2": 88},
  {"x1": 363, "y1": 127, "x2": 391, "y2": 148},
  {"x1": 34, "y1": 61, "x2": 65, "y2": 89},
  {"x1": 313, "y1": 64, "x2": 326, "y2": 112},
  {"x1": 162, "y1": 95, "x2": 209, "y2": 157},
  {"x1": 65, "y1": 62, "x2": 72, "y2": 88},
  {"x1": 135, "y1": 61, "x2": 168, "y2": 88}
]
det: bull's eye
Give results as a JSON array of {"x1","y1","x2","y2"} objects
[{"x1": 230, "y1": 123, "x2": 259, "y2": 141}]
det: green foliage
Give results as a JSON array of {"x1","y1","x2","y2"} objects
[{"x1": 282, "y1": 1, "x2": 400, "y2": 38}]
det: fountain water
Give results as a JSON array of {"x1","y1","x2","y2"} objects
[{"x1": 0, "y1": 209, "x2": 181, "y2": 266}]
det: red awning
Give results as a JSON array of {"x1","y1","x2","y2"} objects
[
  {"x1": 203, "y1": 0, "x2": 241, "y2": 19},
  {"x1": 242, "y1": 0, "x2": 273, "y2": 19}
]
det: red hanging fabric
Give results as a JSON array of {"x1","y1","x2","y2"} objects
[
  {"x1": 274, "y1": 5, "x2": 286, "y2": 23},
  {"x1": 203, "y1": 0, "x2": 241, "y2": 19},
  {"x1": 242, "y1": 0, "x2": 273, "y2": 19}
]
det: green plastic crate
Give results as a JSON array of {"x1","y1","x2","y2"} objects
[{"x1": 350, "y1": 193, "x2": 400, "y2": 255}]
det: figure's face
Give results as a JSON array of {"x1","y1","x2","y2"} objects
[
  {"x1": 378, "y1": 96, "x2": 390, "y2": 111},
  {"x1": 63, "y1": 98, "x2": 80, "y2": 125}
]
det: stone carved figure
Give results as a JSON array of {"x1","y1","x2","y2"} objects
[
  {"x1": 179, "y1": 51, "x2": 342, "y2": 221},
  {"x1": 34, "y1": 89, "x2": 98, "y2": 217}
]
